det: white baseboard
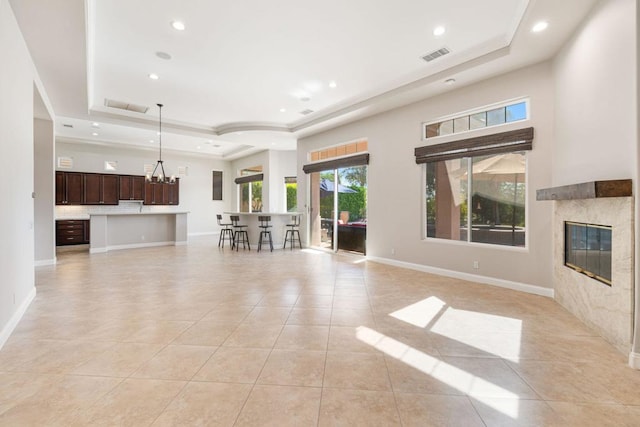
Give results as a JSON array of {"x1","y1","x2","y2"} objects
[
  {"x1": 34, "y1": 258, "x2": 56, "y2": 267},
  {"x1": 188, "y1": 231, "x2": 217, "y2": 237},
  {"x1": 90, "y1": 241, "x2": 176, "y2": 254},
  {"x1": 0, "y1": 287, "x2": 36, "y2": 351},
  {"x1": 629, "y1": 352, "x2": 640, "y2": 369},
  {"x1": 367, "y1": 256, "x2": 554, "y2": 298}
]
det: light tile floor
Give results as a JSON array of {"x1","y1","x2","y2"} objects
[{"x1": 2, "y1": 236, "x2": 640, "y2": 426}]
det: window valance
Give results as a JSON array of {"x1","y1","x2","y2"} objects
[{"x1": 415, "y1": 127, "x2": 534, "y2": 164}]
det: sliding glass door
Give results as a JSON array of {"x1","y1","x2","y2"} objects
[{"x1": 309, "y1": 166, "x2": 367, "y2": 253}]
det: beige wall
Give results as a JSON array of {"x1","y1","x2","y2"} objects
[
  {"x1": 34, "y1": 117, "x2": 55, "y2": 264},
  {"x1": 552, "y1": 0, "x2": 639, "y2": 363},
  {"x1": 230, "y1": 150, "x2": 297, "y2": 213},
  {"x1": 0, "y1": 0, "x2": 54, "y2": 347},
  {"x1": 298, "y1": 62, "x2": 556, "y2": 291}
]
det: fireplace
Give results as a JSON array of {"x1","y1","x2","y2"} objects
[{"x1": 537, "y1": 180, "x2": 633, "y2": 355}]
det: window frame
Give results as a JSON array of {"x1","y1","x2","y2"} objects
[
  {"x1": 422, "y1": 98, "x2": 530, "y2": 141},
  {"x1": 421, "y1": 152, "x2": 530, "y2": 252}
]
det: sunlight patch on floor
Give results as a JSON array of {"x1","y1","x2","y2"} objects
[
  {"x1": 356, "y1": 326, "x2": 520, "y2": 419},
  {"x1": 389, "y1": 296, "x2": 446, "y2": 328}
]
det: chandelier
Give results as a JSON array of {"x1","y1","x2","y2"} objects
[{"x1": 146, "y1": 103, "x2": 176, "y2": 184}]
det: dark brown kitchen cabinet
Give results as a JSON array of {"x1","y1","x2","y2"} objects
[
  {"x1": 84, "y1": 174, "x2": 119, "y2": 205},
  {"x1": 56, "y1": 219, "x2": 90, "y2": 245},
  {"x1": 55, "y1": 171, "x2": 84, "y2": 205},
  {"x1": 143, "y1": 178, "x2": 179, "y2": 205},
  {"x1": 119, "y1": 175, "x2": 145, "y2": 200}
]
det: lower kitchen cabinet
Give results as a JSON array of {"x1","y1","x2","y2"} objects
[{"x1": 56, "y1": 219, "x2": 90, "y2": 246}]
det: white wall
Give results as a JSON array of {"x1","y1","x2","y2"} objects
[
  {"x1": 230, "y1": 150, "x2": 270, "y2": 211},
  {"x1": 269, "y1": 150, "x2": 298, "y2": 213},
  {"x1": 552, "y1": 0, "x2": 639, "y2": 365},
  {"x1": 298, "y1": 62, "x2": 555, "y2": 291},
  {"x1": 0, "y1": 0, "x2": 52, "y2": 347},
  {"x1": 55, "y1": 142, "x2": 233, "y2": 235},
  {"x1": 34, "y1": 117, "x2": 55, "y2": 264},
  {"x1": 553, "y1": 0, "x2": 636, "y2": 186}
]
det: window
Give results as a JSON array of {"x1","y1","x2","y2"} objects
[
  {"x1": 310, "y1": 140, "x2": 368, "y2": 162},
  {"x1": 285, "y1": 177, "x2": 297, "y2": 212},
  {"x1": 426, "y1": 151, "x2": 526, "y2": 247},
  {"x1": 417, "y1": 127, "x2": 533, "y2": 248},
  {"x1": 236, "y1": 166, "x2": 263, "y2": 212},
  {"x1": 212, "y1": 170, "x2": 223, "y2": 200},
  {"x1": 424, "y1": 100, "x2": 528, "y2": 139}
]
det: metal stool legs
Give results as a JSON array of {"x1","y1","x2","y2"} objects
[
  {"x1": 284, "y1": 228, "x2": 301, "y2": 249},
  {"x1": 257, "y1": 216, "x2": 273, "y2": 252}
]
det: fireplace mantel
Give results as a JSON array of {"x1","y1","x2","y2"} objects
[{"x1": 536, "y1": 179, "x2": 632, "y2": 201}]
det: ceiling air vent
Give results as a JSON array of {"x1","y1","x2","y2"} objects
[
  {"x1": 422, "y1": 47, "x2": 451, "y2": 62},
  {"x1": 299, "y1": 109, "x2": 314, "y2": 116},
  {"x1": 62, "y1": 123, "x2": 73, "y2": 128},
  {"x1": 104, "y1": 99, "x2": 149, "y2": 114}
]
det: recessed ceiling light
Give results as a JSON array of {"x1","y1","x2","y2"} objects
[
  {"x1": 149, "y1": 139, "x2": 154, "y2": 143},
  {"x1": 91, "y1": 122, "x2": 100, "y2": 128},
  {"x1": 92, "y1": 132, "x2": 99, "y2": 136},
  {"x1": 329, "y1": 80, "x2": 337, "y2": 88},
  {"x1": 433, "y1": 26, "x2": 446, "y2": 36},
  {"x1": 156, "y1": 51, "x2": 172, "y2": 60},
  {"x1": 171, "y1": 21, "x2": 185, "y2": 31},
  {"x1": 280, "y1": 108, "x2": 286, "y2": 113},
  {"x1": 197, "y1": 146, "x2": 201, "y2": 149},
  {"x1": 532, "y1": 21, "x2": 549, "y2": 33},
  {"x1": 149, "y1": 73, "x2": 159, "y2": 80},
  {"x1": 444, "y1": 78, "x2": 456, "y2": 85}
]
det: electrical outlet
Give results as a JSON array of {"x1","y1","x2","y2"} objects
[
  {"x1": 473, "y1": 261, "x2": 479, "y2": 269},
  {"x1": 391, "y1": 248, "x2": 395, "y2": 255},
  {"x1": 141, "y1": 235, "x2": 145, "y2": 241}
]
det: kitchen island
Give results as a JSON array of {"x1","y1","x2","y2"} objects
[
  {"x1": 90, "y1": 211, "x2": 188, "y2": 253},
  {"x1": 223, "y1": 212, "x2": 302, "y2": 249}
]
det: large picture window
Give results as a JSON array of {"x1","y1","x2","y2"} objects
[
  {"x1": 417, "y1": 126, "x2": 533, "y2": 248},
  {"x1": 426, "y1": 151, "x2": 526, "y2": 247}
]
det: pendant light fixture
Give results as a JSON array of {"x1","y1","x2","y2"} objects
[{"x1": 146, "y1": 103, "x2": 176, "y2": 184}]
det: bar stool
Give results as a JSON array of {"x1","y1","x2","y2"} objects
[
  {"x1": 283, "y1": 215, "x2": 302, "y2": 250},
  {"x1": 216, "y1": 214, "x2": 234, "y2": 248},
  {"x1": 257, "y1": 216, "x2": 273, "y2": 252},
  {"x1": 230, "y1": 215, "x2": 250, "y2": 251}
]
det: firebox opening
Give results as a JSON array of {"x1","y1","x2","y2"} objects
[{"x1": 564, "y1": 221, "x2": 612, "y2": 286}]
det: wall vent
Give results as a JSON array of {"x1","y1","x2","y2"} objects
[
  {"x1": 104, "y1": 99, "x2": 149, "y2": 114},
  {"x1": 421, "y1": 47, "x2": 451, "y2": 62},
  {"x1": 57, "y1": 157, "x2": 73, "y2": 169},
  {"x1": 299, "y1": 109, "x2": 314, "y2": 115}
]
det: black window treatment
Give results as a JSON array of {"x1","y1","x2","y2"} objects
[
  {"x1": 234, "y1": 173, "x2": 264, "y2": 184},
  {"x1": 414, "y1": 127, "x2": 534, "y2": 164},
  {"x1": 302, "y1": 153, "x2": 369, "y2": 174}
]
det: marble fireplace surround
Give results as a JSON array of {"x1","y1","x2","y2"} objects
[{"x1": 553, "y1": 196, "x2": 634, "y2": 355}]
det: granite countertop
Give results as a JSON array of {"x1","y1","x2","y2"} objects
[
  {"x1": 224, "y1": 212, "x2": 301, "y2": 216},
  {"x1": 89, "y1": 211, "x2": 189, "y2": 216},
  {"x1": 56, "y1": 215, "x2": 90, "y2": 220}
]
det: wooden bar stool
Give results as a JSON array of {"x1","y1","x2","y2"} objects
[
  {"x1": 257, "y1": 216, "x2": 273, "y2": 252},
  {"x1": 283, "y1": 215, "x2": 302, "y2": 250},
  {"x1": 230, "y1": 215, "x2": 250, "y2": 251},
  {"x1": 216, "y1": 214, "x2": 234, "y2": 248}
]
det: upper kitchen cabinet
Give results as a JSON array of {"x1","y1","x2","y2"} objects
[
  {"x1": 143, "y1": 178, "x2": 179, "y2": 205},
  {"x1": 55, "y1": 171, "x2": 84, "y2": 205},
  {"x1": 84, "y1": 173, "x2": 119, "y2": 205},
  {"x1": 119, "y1": 175, "x2": 145, "y2": 200}
]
